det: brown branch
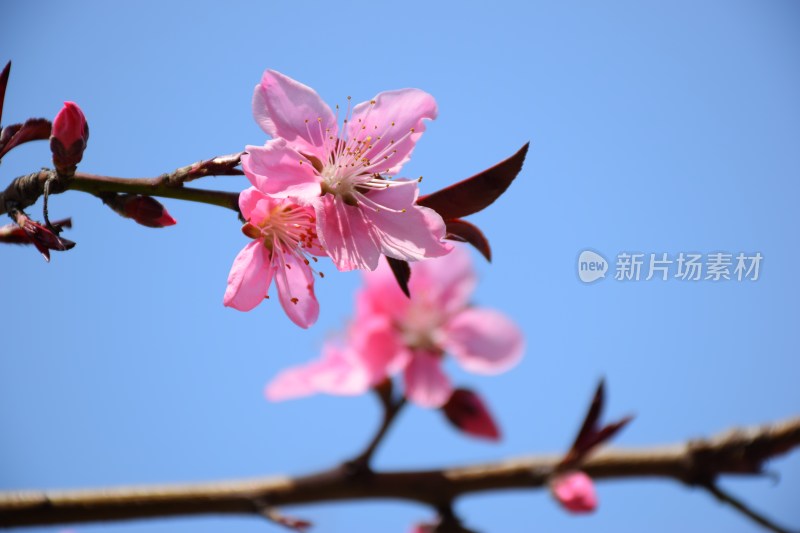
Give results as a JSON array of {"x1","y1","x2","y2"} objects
[
  {"x1": 347, "y1": 382, "x2": 407, "y2": 470},
  {"x1": 1, "y1": 416, "x2": 797, "y2": 529},
  {"x1": 702, "y1": 482, "x2": 797, "y2": 533},
  {"x1": 0, "y1": 153, "x2": 244, "y2": 216}
]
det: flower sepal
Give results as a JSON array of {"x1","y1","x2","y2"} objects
[{"x1": 442, "y1": 388, "x2": 501, "y2": 441}]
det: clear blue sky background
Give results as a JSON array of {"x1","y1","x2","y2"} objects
[{"x1": 1, "y1": 1, "x2": 799, "y2": 532}]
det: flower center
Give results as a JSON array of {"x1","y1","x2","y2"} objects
[
  {"x1": 398, "y1": 297, "x2": 445, "y2": 353},
  {"x1": 303, "y1": 98, "x2": 422, "y2": 213},
  {"x1": 242, "y1": 203, "x2": 320, "y2": 265}
]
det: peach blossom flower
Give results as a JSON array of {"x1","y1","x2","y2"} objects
[
  {"x1": 242, "y1": 69, "x2": 451, "y2": 272},
  {"x1": 267, "y1": 246, "x2": 523, "y2": 406}
]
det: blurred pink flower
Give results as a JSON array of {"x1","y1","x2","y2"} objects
[
  {"x1": 550, "y1": 471, "x2": 597, "y2": 514},
  {"x1": 242, "y1": 69, "x2": 451, "y2": 272},
  {"x1": 224, "y1": 187, "x2": 322, "y2": 328},
  {"x1": 267, "y1": 246, "x2": 524, "y2": 407}
]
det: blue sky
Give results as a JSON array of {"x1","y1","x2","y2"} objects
[{"x1": 1, "y1": 1, "x2": 799, "y2": 532}]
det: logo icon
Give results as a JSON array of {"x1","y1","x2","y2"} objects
[{"x1": 578, "y1": 250, "x2": 608, "y2": 283}]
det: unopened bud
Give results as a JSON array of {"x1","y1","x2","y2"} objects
[
  {"x1": 104, "y1": 194, "x2": 176, "y2": 228},
  {"x1": 550, "y1": 471, "x2": 597, "y2": 514},
  {"x1": 442, "y1": 388, "x2": 500, "y2": 441},
  {"x1": 50, "y1": 101, "x2": 89, "y2": 173}
]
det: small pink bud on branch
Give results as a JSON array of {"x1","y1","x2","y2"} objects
[
  {"x1": 50, "y1": 101, "x2": 89, "y2": 175},
  {"x1": 550, "y1": 471, "x2": 597, "y2": 514},
  {"x1": 102, "y1": 194, "x2": 177, "y2": 228}
]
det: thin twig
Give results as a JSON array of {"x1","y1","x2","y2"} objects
[
  {"x1": 348, "y1": 384, "x2": 407, "y2": 470},
  {"x1": 1, "y1": 416, "x2": 797, "y2": 529},
  {"x1": 702, "y1": 482, "x2": 798, "y2": 533},
  {"x1": 0, "y1": 153, "x2": 243, "y2": 217}
]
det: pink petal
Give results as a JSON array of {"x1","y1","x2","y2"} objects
[
  {"x1": 410, "y1": 245, "x2": 476, "y2": 316},
  {"x1": 363, "y1": 202, "x2": 452, "y2": 263},
  {"x1": 273, "y1": 248, "x2": 319, "y2": 329},
  {"x1": 265, "y1": 344, "x2": 372, "y2": 401},
  {"x1": 355, "y1": 261, "x2": 412, "y2": 323},
  {"x1": 347, "y1": 88, "x2": 437, "y2": 176},
  {"x1": 224, "y1": 240, "x2": 273, "y2": 312},
  {"x1": 348, "y1": 316, "x2": 410, "y2": 381},
  {"x1": 550, "y1": 471, "x2": 597, "y2": 513},
  {"x1": 52, "y1": 101, "x2": 88, "y2": 149},
  {"x1": 443, "y1": 308, "x2": 524, "y2": 375},
  {"x1": 403, "y1": 352, "x2": 452, "y2": 408},
  {"x1": 362, "y1": 178, "x2": 419, "y2": 210},
  {"x1": 315, "y1": 195, "x2": 381, "y2": 271},
  {"x1": 252, "y1": 70, "x2": 336, "y2": 156},
  {"x1": 238, "y1": 187, "x2": 271, "y2": 221},
  {"x1": 242, "y1": 139, "x2": 321, "y2": 199}
]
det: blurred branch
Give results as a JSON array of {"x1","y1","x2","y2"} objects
[
  {"x1": 701, "y1": 482, "x2": 797, "y2": 533},
  {"x1": 1, "y1": 416, "x2": 798, "y2": 529},
  {"x1": 0, "y1": 152, "x2": 243, "y2": 216},
  {"x1": 347, "y1": 381, "x2": 407, "y2": 471}
]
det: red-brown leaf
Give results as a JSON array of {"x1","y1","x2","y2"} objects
[
  {"x1": 0, "y1": 118, "x2": 52, "y2": 159},
  {"x1": 445, "y1": 219, "x2": 492, "y2": 261},
  {"x1": 417, "y1": 143, "x2": 529, "y2": 220},
  {"x1": 386, "y1": 256, "x2": 411, "y2": 298},
  {"x1": 0, "y1": 61, "x2": 10, "y2": 126}
]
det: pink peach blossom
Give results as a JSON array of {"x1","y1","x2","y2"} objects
[
  {"x1": 266, "y1": 318, "x2": 400, "y2": 400},
  {"x1": 267, "y1": 246, "x2": 524, "y2": 407},
  {"x1": 224, "y1": 187, "x2": 322, "y2": 328},
  {"x1": 242, "y1": 69, "x2": 451, "y2": 272},
  {"x1": 550, "y1": 471, "x2": 597, "y2": 514}
]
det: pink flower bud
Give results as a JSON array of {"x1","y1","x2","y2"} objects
[
  {"x1": 50, "y1": 101, "x2": 89, "y2": 171},
  {"x1": 442, "y1": 388, "x2": 501, "y2": 441},
  {"x1": 122, "y1": 195, "x2": 177, "y2": 228},
  {"x1": 105, "y1": 194, "x2": 177, "y2": 228},
  {"x1": 52, "y1": 102, "x2": 87, "y2": 147},
  {"x1": 550, "y1": 471, "x2": 597, "y2": 514}
]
